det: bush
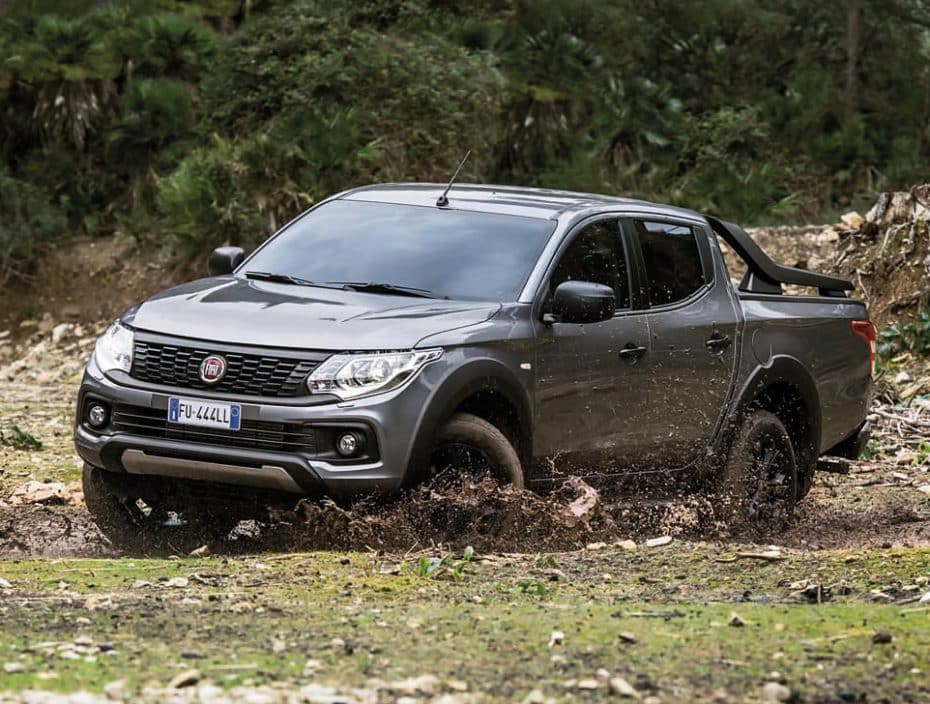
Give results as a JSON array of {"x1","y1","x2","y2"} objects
[
  {"x1": 0, "y1": 168, "x2": 66, "y2": 286},
  {"x1": 156, "y1": 137, "x2": 264, "y2": 258}
]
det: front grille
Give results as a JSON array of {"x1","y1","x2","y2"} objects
[
  {"x1": 130, "y1": 339, "x2": 327, "y2": 397},
  {"x1": 111, "y1": 405, "x2": 318, "y2": 454}
]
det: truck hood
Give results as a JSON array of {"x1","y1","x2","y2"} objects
[{"x1": 123, "y1": 277, "x2": 502, "y2": 350}]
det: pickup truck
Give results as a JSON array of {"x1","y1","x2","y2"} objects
[{"x1": 74, "y1": 184, "x2": 874, "y2": 548}]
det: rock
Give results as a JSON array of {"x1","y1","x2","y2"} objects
[
  {"x1": 0, "y1": 578, "x2": 12, "y2": 589},
  {"x1": 387, "y1": 674, "x2": 441, "y2": 695},
  {"x1": 565, "y1": 479, "x2": 600, "y2": 525},
  {"x1": 298, "y1": 684, "x2": 356, "y2": 704},
  {"x1": 548, "y1": 630, "x2": 564, "y2": 647},
  {"x1": 618, "y1": 631, "x2": 637, "y2": 644},
  {"x1": 521, "y1": 689, "x2": 545, "y2": 704},
  {"x1": 609, "y1": 676, "x2": 639, "y2": 697},
  {"x1": 762, "y1": 681, "x2": 792, "y2": 702},
  {"x1": 872, "y1": 630, "x2": 893, "y2": 644},
  {"x1": 103, "y1": 679, "x2": 128, "y2": 700},
  {"x1": 577, "y1": 678, "x2": 600, "y2": 690},
  {"x1": 646, "y1": 535, "x2": 673, "y2": 548},
  {"x1": 728, "y1": 612, "x2": 747, "y2": 627},
  {"x1": 3, "y1": 662, "x2": 26, "y2": 673},
  {"x1": 916, "y1": 484, "x2": 930, "y2": 496},
  {"x1": 37, "y1": 313, "x2": 54, "y2": 332},
  {"x1": 894, "y1": 371, "x2": 912, "y2": 384},
  {"x1": 616, "y1": 539, "x2": 638, "y2": 551},
  {"x1": 167, "y1": 668, "x2": 201, "y2": 688},
  {"x1": 164, "y1": 577, "x2": 189, "y2": 588},
  {"x1": 840, "y1": 211, "x2": 865, "y2": 230},
  {"x1": 918, "y1": 591, "x2": 930, "y2": 604},
  {"x1": 51, "y1": 323, "x2": 74, "y2": 345},
  {"x1": 188, "y1": 545, "x2": 210, "y2": 558},
  {"x1": 585, "y1": 541, "x2": 608, "y2": 551},
  {"x1": 195, "y1": 684, "x2": 224, "y2": 703}
]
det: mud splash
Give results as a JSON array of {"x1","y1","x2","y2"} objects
[
  {"x1": 2, "y1": 472, "x2": 928, "y2": 558},
  {"x1": 237, "y1": 477, "x2": 728, "y2": 554}
]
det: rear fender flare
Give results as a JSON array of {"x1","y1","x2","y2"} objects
[{"x1": 719, "y1": 355, "x2": 822, "y2": 459}]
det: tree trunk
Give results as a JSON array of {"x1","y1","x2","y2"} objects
[{"x1": 845, "y1": 1, "x2": 861, "y2": 124}]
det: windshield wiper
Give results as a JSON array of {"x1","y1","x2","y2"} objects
[
  {"x1": 244, "y1": 271, "x2": 333, "y2": 288},
  {"x1": 327, "y1": 282, "x2": 444, "y2": 299}
]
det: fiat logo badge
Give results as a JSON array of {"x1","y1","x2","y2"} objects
[{"x1": 199, "y1": 355, "x2": 227, "y2": 384}]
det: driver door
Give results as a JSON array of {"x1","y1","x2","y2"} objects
[{"x1": 533, "y1": 216, "x2": 652, "y2": 474}]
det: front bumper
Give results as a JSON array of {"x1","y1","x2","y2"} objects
[{"x1": 74, "y1": 358, "x2": 434, "y2": 496}]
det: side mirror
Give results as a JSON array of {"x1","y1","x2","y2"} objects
[
  {"x1": 208, "y1": 246, "x2": 245, "y2": 276},
  {"x1": 548, "y1": 281, "x2": 616, "y2": 324}
]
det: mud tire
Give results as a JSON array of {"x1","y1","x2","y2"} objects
[
  {"x1": 428, "y1": 413, "x2": 525, "y2": 489},
  {"x1": 718, "y1": 410, "x2": 798, "y2": 530},
  {"x1": 82, "y1": 464, "x2": 236, "y2": 554}
]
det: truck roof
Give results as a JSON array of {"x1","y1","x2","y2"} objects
[{"x1": 340, "y1": 182, "x2": 704, "y2": 221}]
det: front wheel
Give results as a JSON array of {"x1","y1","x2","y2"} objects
[
  {"x1": 427, "y1": 413, "x2": 525, "y2": 489},
  {"x1": 82, "y1": 464, "x2": 238, "y2": 554},
  {"x1": 717, "y1": 410, "x2": 798, "y2": 530}
]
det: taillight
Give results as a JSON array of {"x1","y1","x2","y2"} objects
[{"x1": 851, "y1": 320, "x2": 876, "y2": 377}]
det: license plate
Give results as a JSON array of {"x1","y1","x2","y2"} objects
[{"x1": 168, "y1": 397, "x2": 241, "y2": 431}]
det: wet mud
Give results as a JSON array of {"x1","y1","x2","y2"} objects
[{"x1": 3, "y1": 466, "x2": 927, "y2": 558}]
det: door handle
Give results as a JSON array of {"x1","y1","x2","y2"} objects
[
  {"x1": 619, "y1": 343, "x2": 648, "y2": 361},
  {"x1": 705, "y1": 333, "x2": 732, "y2": 352}
]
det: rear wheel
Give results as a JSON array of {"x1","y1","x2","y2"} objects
[
  {"x1": 718, "y1": 410, "x2": 798, "y2": 529},
  {"x1": 427, "y1": 413, "x2": 524, "y2": 489}
]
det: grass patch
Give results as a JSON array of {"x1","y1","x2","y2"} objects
[{"x1": 0, "y1": 549, "x2": 928, "y2": 700}]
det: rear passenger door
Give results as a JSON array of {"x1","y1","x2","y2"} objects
[
  {"x1": 625, "y1": 218, "x2": 740, "y2": 467},
  {"x1": 534, "y1": 216, "x2": 653, "y2": 472}
]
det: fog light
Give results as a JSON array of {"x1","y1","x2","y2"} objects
[
  {"x1": 336, "y1": 432, "x2": 364, "y2": 458},
  {"x1": 87, "y1": 403, "x2": 109, "y2": 428}
]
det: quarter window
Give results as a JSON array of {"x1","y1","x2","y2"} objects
[
  {"x1": 635, "y1": 220, "x2": 705, "y2": 306},
  {"x1": 549, "y1": 220, "x2": 630, "y2": 309}
]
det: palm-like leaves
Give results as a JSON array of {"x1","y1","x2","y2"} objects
[{"x1": 3, "y1": 14, "x2": 120, "y2": 149}]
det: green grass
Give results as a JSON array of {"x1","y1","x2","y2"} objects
[{"x1": 1, "y1": 549, "x2": 928, "y2": 701}]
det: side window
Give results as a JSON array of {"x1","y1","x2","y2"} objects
[
  {"x1": 635, "y1": 220, "x2": 705, "y2": 306},
  {"x1": 549, "y1": 220, "x2": 630, "y2": 309}
]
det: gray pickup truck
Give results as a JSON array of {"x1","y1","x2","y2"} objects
[{"x1": 75, "y1": 184, "x2": 874, "y2": 547}]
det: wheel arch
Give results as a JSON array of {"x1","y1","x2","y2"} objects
[
  {"x1": 404, "y1": 359, "x2": 533, "y2": 487},
  {"x1": 721, "y1": 356, "x2": 822, "y2": 487}
]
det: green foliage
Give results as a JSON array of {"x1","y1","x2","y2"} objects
[
  {"x1": 156, "y1": 137, "x2": 263, "y2": 257},
  {"x1": 512, "y1": 578, "x2": 549, "y2": 597},
  {"x1": 877, "y1": 307, "x2": 930, "y2": 358},
  {"x1": 860, "y1": 438, "x2": 884, "y2": 461},
  {"x1": 4, "y1": 0, "x2": 930, "y2": 268},
  {"x1": 404, "y1": 546, "x2": 475, "y2": 583},
  {"x1": 0, "y1": 425, "x2": 44, "y2": 451},
  {"x1": 912, "y1": 440, "x2": 930, "y2": 466},
  {"x1": 0, "y1": 167, "x2": 65, "y2": 286}
]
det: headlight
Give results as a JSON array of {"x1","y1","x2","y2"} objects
[
  {"x1": 307, "y1": 349, "x2": 442, "y2": 400},
  {"x1": 92, "y1": 321, "x2": 134, "y2": 374}
]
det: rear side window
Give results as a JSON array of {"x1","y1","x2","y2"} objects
[
  {"x1": 634, "y1": 220, "x2": 705, "y2": 306},
  {"x1": 550, "y1": 219, "x2": 631, "y2": 309}
]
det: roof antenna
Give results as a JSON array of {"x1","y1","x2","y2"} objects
[{"x1": 436, "y1": 150, "x2": 471, "y2": 207}]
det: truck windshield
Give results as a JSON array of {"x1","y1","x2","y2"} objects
[{"x1": 240, "y1": 200, "x2": 556, "y2": 302}]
